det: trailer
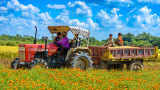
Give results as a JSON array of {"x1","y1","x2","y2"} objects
[{"x1": 88, "y1": 46, "x2": 159, "y2": 71}]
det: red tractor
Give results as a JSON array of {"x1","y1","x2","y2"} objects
[{"x1": 11, "y1": 26, "x2": 93, "y2": 70}]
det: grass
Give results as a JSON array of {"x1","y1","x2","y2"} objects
[{"x1": 0, "y1": 66, "x2": 160, "y2": 90}]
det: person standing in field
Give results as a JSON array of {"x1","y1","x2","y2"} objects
[{"x1": 115, "y1": 33, "x2": 123, "y2": 46}]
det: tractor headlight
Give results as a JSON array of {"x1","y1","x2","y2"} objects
[{"x1": 19, "y1": 47, "x2": 25, "y2": 51}]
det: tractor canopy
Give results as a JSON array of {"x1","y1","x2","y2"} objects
[{"x1": 48, "y1": 26, "x2": 90, "y2": 38}]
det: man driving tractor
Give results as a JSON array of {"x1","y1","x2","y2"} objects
[
  {"x1": 55, "y1": 32, "x2": 69, "y2": 59},
  {"x1": 54, "y1": 32, "x2": 61, "y2": 42}
]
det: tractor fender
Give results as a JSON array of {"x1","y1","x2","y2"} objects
[
  {"x1": 72, "y1": 47, "x2": 92, "y2": 56},
  {"x1": 65, "y1": 47, "x2": 92, "y2": 61}
]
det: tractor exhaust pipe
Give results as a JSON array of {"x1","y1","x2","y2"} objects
[
  {"x1": 34, "y1": 26, "x2": 37, "y2": 44},
  {"x1": 42, "y1": 37, "x2": 48, "y2": 59}
]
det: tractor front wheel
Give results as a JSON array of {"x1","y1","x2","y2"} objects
[
  {"x1": 11, "y1": 58, "x2": 19, "y2": 69},
  {"x1": 29, "y1": 58, "x2": 48, "y2": 69}
]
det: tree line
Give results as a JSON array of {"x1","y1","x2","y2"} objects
[{"x1": 0, "y1": 32, "x2": 160, "y2": 48}]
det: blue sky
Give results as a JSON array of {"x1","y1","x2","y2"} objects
[{"x1": 1, "y1": 0, "x2": 160, "y2": 40}]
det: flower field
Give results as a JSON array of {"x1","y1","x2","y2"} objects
[
  {"x1": 0, "y1": 66, "x2": 160, "y2": 90},
  {"x1": 0, "y1": 46, "x2": 160, "y2": 89}
]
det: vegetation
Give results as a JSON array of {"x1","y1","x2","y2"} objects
[
  {"x1": 0, "y1": 66, "x2": 160, "y2": 90},
  {"x1": 0, "y1": 46, "x2": 18, "y2": 59},
  {"x1": 0, "y1": 32, "x2": 160, "y2": 47}
]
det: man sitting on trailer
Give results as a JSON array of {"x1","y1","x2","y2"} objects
[
  {"x1": 115, "y1": 33, "x2": 123, "y2": 46},
  {"x1": 107, "y1": 34, "x2": 114, "y2": 47}
]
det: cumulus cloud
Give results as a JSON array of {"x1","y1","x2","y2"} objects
[
  {"x1": 55, "y1": 10, "x2": 88, "y2": 27},
  {"x1": 105, "y1": 0, "x2": 133, "y2": 4},
  {"x1": 137, "y1": 0, "x2": 160, "y2": 4},
  {"x1": 47, "y1": 4, "x2": 66, "y2": 9},
  {"x1": 21, "y1": 12, "x2": 35, "y2": 19},
  {"x1": 0, "y1": 6, "x2": 8, "y2": 10},
  {"x1": 38, "y1": 12, "x2": 52, "y2": 21},
  {"x1": 96, "y1": 8, "x2": 122, "y2": 28},
  {"x1": 67, "y1": 1, "x2": 92, "y2": 17},
  {"x1": 55, "y1": 10, "x2": 99, "y2": 30},
  {"x1": 0, "y1": 16, "x2": 7, "y2": 21},
  {"x1": 87, "y1": 18, "x2": 99, "y2": 30},
  {"x1": 0, "y1": 0, "x2": 54, "y2": 36},
  {"x1": 7, "y1": 0, "x2": 40, "y2": 13},
  {"x1": 85, "y1": 0, "x2": 133, "y2": 7},
  {"x1": 0, "y1": 6, "x2": 8, "y2": 13},
  {"x1": 127, "y1": 7, "x2": 160, "y2": 28}
]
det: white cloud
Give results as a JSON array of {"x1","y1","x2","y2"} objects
[
  {"x1": 0, "y1": 6, "x2": 8, "y2": 13},
  {"x1": 31, "y1": 21, "x2": 37, "y2": 25},
  {"x1": 106, "y1": 0, "x2": 133, "y2": 4},
  {"x1": 97, "y1": 8, "x2": 122, "y2": 28},
  {"x1": 127, "y1": 7, "x2": 160, "y2": 28},
  {"x1": 0, "y1": 16, "x2": 7, "y2": 21},
  {"x1": 87, "y1": 18, "x2": 99, "y2": 30},
  {"x1": 67, "y1": 2, "x2": 75, "y2": 7},
  {"x1": 55, "y1": 10, "x2": 88, "y2": 27},
  {"x1": 0, "y1": 6, "x2": 8, "y2": 10},
  {"x1": 137, "y1": 0, "x2": 160, "y2": 4},
  {"x1": 38, "y1": 12, "x2": 52, "y2": 21},
  {"x1": 0, "y1": 13, "x2": 54, "y2": 37},
  {"x1": 139, "y1": 6, "x2": 151, "y2": 14},
  {"x1": 47, "y1": 4, "x2": 66, "y2": 9},
  {"x1": 89, "y1": 3, "x2": 99, "y2": 6},
  {"x1": 111, "y1": 8, "x2": 120, "y2": 14},
  {"x1": 67, "y1": 1, "x2": 92, "y2": 17},
  {"x1": 55, "y1": 10, "x2": 99, "y2": 30},
  {"x1": 21, "y1": 12, "x2": 35, "y2": 19},
  {"x1": 7, "y1": 0, "x2": 40, "y2": 13}
]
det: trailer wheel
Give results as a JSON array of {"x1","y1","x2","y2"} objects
[
  {"x1": 67, "y1": 52, "x2": 92, "y2": 70},
  {"x1": 29, "y1": 58, "x2": 48, "y2": 69},
  {"x1": 127, "y1": 61, "x2": 144, "y2": 71}
]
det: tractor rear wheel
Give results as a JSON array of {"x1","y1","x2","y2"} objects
[
  {"x1": 67, "y1": 52, "x2": 92, "y2": 70},
  {"x1": 29, "y1": 58, "x2": 48, "y2": 69}
]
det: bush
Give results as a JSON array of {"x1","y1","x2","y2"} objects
[{"x1": 6, "y1": 42, "x2": 16, "y2": 46}]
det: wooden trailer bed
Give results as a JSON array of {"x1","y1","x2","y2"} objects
[{"x1": 88, "y1": 46, "x2": 159, "y2": 65}]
